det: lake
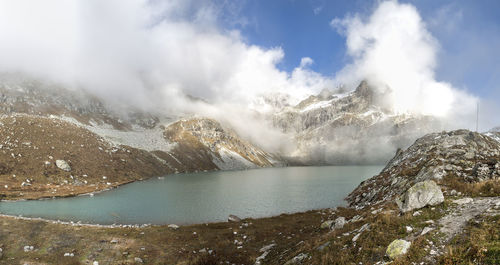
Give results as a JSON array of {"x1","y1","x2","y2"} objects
[{"x1": 0, "y1": 166, "x2": 382, "y2": 225}]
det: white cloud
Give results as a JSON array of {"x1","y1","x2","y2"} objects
[
  {"x1": 0, "y1": 0, "x2": 332, "y2": 113},
  {"x1": 330, "y1": 1, "x2": 477, "y2": 124}
]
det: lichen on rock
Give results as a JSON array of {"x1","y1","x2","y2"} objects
[
  {"x1": 399, "y1": 180, "x2": 444, "y2": 212},
  {"x1": 386, "y1": 239, "x2": 411, "y2": 260}
]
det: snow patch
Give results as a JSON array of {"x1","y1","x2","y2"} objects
[{"x1": 213, "y1": 147, "x2": 256, "y2": 170}]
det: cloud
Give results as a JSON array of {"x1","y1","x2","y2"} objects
[
  {"x1": 330, "y1": 1, "x2": 478, "y2": 127},
  {"x1": 313, "y1": 6, "x2": 323, "y2": 15},
  {"x1": 0, "y1": 0, "x2": 331, "y2": 114}
]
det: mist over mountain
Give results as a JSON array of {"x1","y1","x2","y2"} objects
[{"x1": 0, "y1": 0, "x2": 490, "y2": 166}]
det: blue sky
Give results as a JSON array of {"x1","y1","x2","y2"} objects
[{"x1": 218, "y1": 0, "x2": 500, "y2": 100}]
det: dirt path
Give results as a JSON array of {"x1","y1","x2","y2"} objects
[{"x1": 439, "y1": 197, "x2": 500, "y2": 242}]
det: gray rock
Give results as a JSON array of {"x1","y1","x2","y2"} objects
[
  {"x1": 421, "y1": 227, "x2": 433, "y2": 235},
  {"x1": 399, "y1": 180, "x2": 444, "y2": 212},
  {"x1": 284, "y1": 253, "x2": 309, "y2": 264},
  {"x1": 55, "y1": 160, "x2": 71, "y2": 171},
  {"x1": 167, "y1": 224, "x2": 179, "y2": 230},
  {"x1": 316, "y1": 242, "x2": 330, "y2": 251},
  {"x1": 134, "y1": 257, "x2": 143, "y2": 263},
  {"x1": 386, "y1": 239, "x2": 411, "y2": 260},
  {"x1": 255, "y1": 243, "x2": 276, "y2": 265},
  {"x1": 452, "y1": 198, "x2": 473, "y2": 205},
  {"x1": 228, "y1": 214, "x2": 241, "y2": 222},
  {"x1": 334, "y1": 217, "x2": 346, "y2": 229}
]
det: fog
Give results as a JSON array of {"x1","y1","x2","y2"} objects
[
  {"x1": 0, "y1": 0, "x2": 331, "y2": 112},
  {"x1": 0, "y1": 0, "x2": 494, "y2": 160}
]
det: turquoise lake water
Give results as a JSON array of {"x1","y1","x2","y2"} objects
[{"x1": 0, "y1": 166, "x2": 383, "y2": 225}]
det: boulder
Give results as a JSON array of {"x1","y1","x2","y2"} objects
[
  {"x1": 399, "y1": 180, "x2": 444, "y2": 212},
  {"x1": 386, "y1": 239, "x2": 411, "y2": 260},
  {"x1": 56, "y1": 160, "x2": 71, "y2": 172},
  {"x1": 228, "y1": 214, "x2": 241, "y2": 222},
  {"x1": 334, "y1": 217, "x2": 346, "y2": 229}
]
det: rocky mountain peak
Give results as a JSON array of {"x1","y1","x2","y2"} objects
[{"x1": 353, "y1": 80, "x2": 373, "y2": 102}]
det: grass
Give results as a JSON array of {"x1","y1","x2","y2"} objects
[
  {"x1": 442, "y1": 176, "x2": 500, "y2": 197},
  {"x1": 439, "y1": 215, "x2": 500, "y2": 265},
  {"x1": 279, "y1": 201, "x2": 449, "y2": 265}
]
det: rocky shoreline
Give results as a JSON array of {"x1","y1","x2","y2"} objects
[{"x1": 0, "y1": 129, "x2": 499, "y2": 264}]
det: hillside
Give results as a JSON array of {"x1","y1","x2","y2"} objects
[
  {"x1": 0, "y1": 129, "x2": 498, "y2": 264},
  {"x1": 0, "y1": 75, "x2": 281, "y2": 199}
]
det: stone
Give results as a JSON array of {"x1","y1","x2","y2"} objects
[
  {"x1": 334, "y1": 217, "x2": 346, "y2": 229},
  {"x1": 405, "y1": 226, "x2": 413, "y2": 233},
  {"x1": 386, "y1": 239, "x2": 411, "y2": 260},
  {"x1": 134, "y1": 257, "x2": 143, "y2": 263},
  {"x1": 320, "y1": 220, "x2": 334, "y2": 229},
  {"x1": 352, "y1": 233, "x2": 361, "y2": 242},
  {"x1": 93, "y1": 262, "x2": 99, "y2": 265},
  {"x1": 284, "y1": 253, "x2": 309, "y2": 264},
  {"x1": 421, "y1": 227, "x2": 433, "y2": 235},
  {"x1": 316, "y1": 241, "x2": 330, "y2": 251},
  {"x1": 23, "y1": 245, "x2": 34, "y2": 252},
  {"x1": 55, "y1": 160, "x2": 71, "y2": 171},
  {"x1": 168, "y1": 224, "x2": 179, "y2": 230},
  {"x1": 228, "y1": 214, "x2": 241, "y2": 222},
  {"x1": 452, "y1": 198, "x2": 473, "y2": 205},
  {"x1": 399, "y1": 180, "x2": 444, "y2": 212},
  {"x1": 259, "y1": 243, "x2": 276, "y2": 253},
  {"x1": 64, "y1": 252, "x2": 74, "y2": 257}
]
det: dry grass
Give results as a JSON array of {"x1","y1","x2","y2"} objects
[
  {"x1": 442, "y1": 176, "x2": 500, "y2": 197},
  {"x1": 0, "y1": 115, "x2": 175, "y2": 200},
  {"x1": 0, "y1": 209, "x2": 326, "y2": 264},
  {"x1": 438, "y1": 215, "x2": 500, "y2": 265}
]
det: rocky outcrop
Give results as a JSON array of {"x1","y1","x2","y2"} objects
[
  {"x1": 347, "y1": 130, "x2": 500, "y2": 208},
  {"x1": 163, "y1": 118, "x2": 278, "y2": 171},
  {"x1": 399, "y1": 180, "x2": 444, "y2": 212}
]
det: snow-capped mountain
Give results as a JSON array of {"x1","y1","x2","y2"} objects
[{"x1": 270, "y1": 81, "x2": 441, "y2": 164}]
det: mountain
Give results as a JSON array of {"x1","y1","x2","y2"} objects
[
  {"x1": 0, "y1": 74, "x2": 280, "y2": 199},
  {"x1": 271, "y1": 81, "x2": 440, "y2": 164}
]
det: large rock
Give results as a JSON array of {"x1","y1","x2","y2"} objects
[
  {"x1": 334, "y1": 217, "x2": 346, "y2": 229},
  {"x1": 386, "y1": 239, "x2": 411, "y2": 259},
  {"x1": 55, "y1": 160, "x2": 71, "y2": 172},
  {"x1": 228, "y1": 214, "x2": 241, "y2": 222},
  {"x1": 399, "y1": 180, "x2": 444, "y2": 212}
]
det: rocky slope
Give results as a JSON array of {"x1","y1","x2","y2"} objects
[
  {"x1": 347, "y1": 129, "x2": 500, "y2": 208},
  {"x1": 271, "y1": 81, "x2": 440, "y2": 164},
  {"x1": 0, "y1": 75, "x2": 281, "y2": 199}
]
